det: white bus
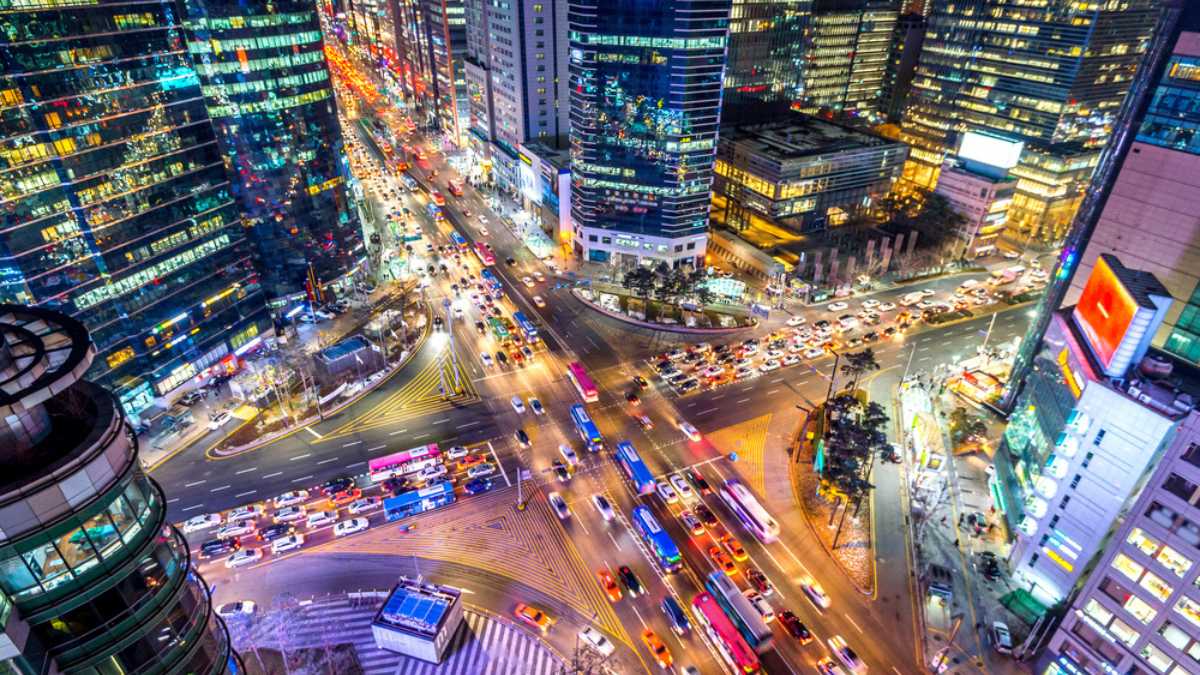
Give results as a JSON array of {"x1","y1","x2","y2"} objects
[{"x1": 719, "y1": 479, "x2": 780, "y2": 543}]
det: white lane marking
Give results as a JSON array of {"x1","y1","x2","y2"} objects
[
  {"x1": 389, "y1": 429, "x2": 408, "y2": 436},
  {"x1": 167, "y1": 498, "x2": 180, "y2": 504},
  {"x1": 737, "y1": 398, "x2": 750, "y2": 404},
  {"x1": 413, "y1": 433, "x2": 431, "y2": 440},
  {"x1": 366, "y1": 445, "x2": 387, "y2": 453},
  {"x1": 184, "y1": 480, "x2": 207, "y2": 487},
  {"x1": 629, "y1": 603, "x2": 648, "y2": 629},
  {"x1": 696, "y1": 407, "x2": 718, "y2": 416},
  {"x1": 305, "y1": 427, "x2": 324, "y2": 440},
  {"x1": 844, "y1": 613, "x2": 863, "y2": 634},
  {"x1": 606, "y1": 529, "x2": 623, "y2": 551},
  {"x1": 289, "y1": 453, "x2": 312, "y2": 461},
  {"x1": 181, "y1": 504, "x2": 204, "y2": 512},
  {"x1": 210, "y1": 485, "x2": 231, "y2": 492},
  {"x1": 434, "y1": 418, "x2": 450, "y2": 424},
  {"x1": 263, "y1": 471, "x2": 283, "y2": 479},
  {"x1": 235, "y1": 467, "x2": 258, "y2": 475},
  {"x1": 345, "y1": 461, "x2": 366, "y2": 469},
  {"x1": 317, "y1": 457, "x2": 339, "y2": 465},
  {"x1": 291, "y1": 474, "x2": 314, "y2": 483},
  {"x1": 767, "y1": 389, "x2": 780, "y2": 394},
  {"x1": 234, "y1": 490, "x2": 257, "y2": 498},
  {"x1": 457, "y1": 421, "x2": 481, "y2": 429},
  {"x1": 488, "y1": 442, "x2": 512, "y2": 487},
  {"x1": 343, "y1": 440, "x2": 362, "y2": 447}
]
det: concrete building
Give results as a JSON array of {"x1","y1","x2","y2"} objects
[
  {"x1": 713, "y1": 117, "x2": 909, "y2": 233},
  {"x1": 0, "y1": 306, "x2": 239, "y2": 674},
  {"x1": 997, "y1": 255, "x2": 1184, "y2": 608},
  {"x1": 934, "y1": 132, "x2": 1023, "y2": 258},
  {"x1": 372, "y1": 577, "x2": 464, "y2": 663},
  {"x1": 1063, "y1": 30, "x2": 1200, "y2": 367}
]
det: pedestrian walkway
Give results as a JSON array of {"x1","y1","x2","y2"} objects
[{"x1": 231, "y1": 596, "x2": 564, "y2": 675}]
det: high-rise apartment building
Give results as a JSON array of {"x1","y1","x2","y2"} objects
[
  {"x1": 426, "y1": 0, "x2": 469, "y2": 148},
  {"x1": 795, "y1": 0, "x2": 898, "y2": 122},
  {"x1": 567, "y1": 0, "x2": 731, "y2": 269},
  {"x1": 901, "y1": 0, "x2": 1163, "y2": 243},
  {"x1": 184, "y1": 0, "x2": 365, "y2": 304},
  {"x1": 722, "y1": 0, "x2": 809, "y2": 112},
  {"x1": 0, "y1": 2, "x2": 270, "y2": 413},
  {"x1": 1063, "y1": 31, "x2": 1200, "y2": 366},
  {"x1": 0, "y1": 306, "x2": 239, "y2": 674}
]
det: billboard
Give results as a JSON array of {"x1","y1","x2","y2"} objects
[
  {"x1": 957, "y1": 131, "x2": 1024, "y2": 170},
  {"x1": 1072, "y1": 256, "x2": 1138, "y2": 370}
]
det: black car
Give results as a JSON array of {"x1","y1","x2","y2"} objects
[
  {"x1": 433, "y1": 315, "x2": 444, "y2": 330},
  {"x1": 617, "y1": 565, "x2": 643, "y2": 596},
  {"x1": 382, "y1": 476, "x2": 409, "y2": 495},
  {"x1": 321, "y1": 476, "x2": 355, "y2": 495},
  {"x1": 515, "y1": 428, "x2": 530, "y2": 447},
  {"x1": 677, "y1": 379, "x2": 699, "y2": 392},
  {"x1": 200, "y1": 539, "x2": 240, "y2": 559},
  {"x1": 632, "y1": 375, "x2": 649, "y2": 389},
  {"x1": 980, "y1": 551, "x2": 1002, "y2": 580},
  {"x1": 689, "y1": 469, "x2": 712, "y2": 494},
  {"x1": 695, "y1": 504, "x2": 719, "y2": 528},
  {"x1": 552, "y1": 460, "x2": 570, "y2": 482},
  {"x1": 258, "y1": 524, "x2": 296, "y2": 542},
  {"x1": 496, "y1": 351, "x2": 509, "y2": 365},
  {"x1": 714, "y1": 343, "x2": 731, "y2": 354},
  {"x1": 475, "y1": 320, "x2": 487, "y2": 334},
  {"x1": 625, "y1": 391, "x2": 640, "y2": 404},
  {"x1": 179, "y1": 390, "x2": 206, "y2": 406},
  {"x1": 505, "y1": 257, "x2": 517, "y2": 266}
]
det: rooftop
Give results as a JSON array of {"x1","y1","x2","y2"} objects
[
  {"x1": 719, "y1": 116, "x2": 901, "y2": 162},
  {"x1": 373, "y1": 578, "x2": 461, "y2": 638}
]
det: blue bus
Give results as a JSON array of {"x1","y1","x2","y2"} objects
[
  {"x1": 615, "y1": 441, "x2": 655, "y2": 495},
  {"x1": 383, "y1": 481, "x2": 455, "y2": 522},
  {"x1": 512, "y1": 311, "x2": 539, "y2": 341},
  {"x1": 480, "y1": 268, "x2": 503, "y2": 298},
  {"x1": 426, "y1": 202, "x2": 443, "y2": 221},
  {"x1": 400, "y1": 173, "x2": 418, "y2": 191},
  {"x1": 633, "y1": 506, "x2": 682, "y2": 573},
  {"x1": 570, "y1": 404, "x2": 604, "y2": 452},
  {"x1": 450, "y1": 231, "x2": 468, "y2": 250}
]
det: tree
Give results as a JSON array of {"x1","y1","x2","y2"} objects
[
  {"x1": 820, "y1": 393, "x2": 891, "y2": 546},
  {"x1": 840, "y1": 348, "x2": 881, "y2": 391},
  {"x1": 948, "y1": 405, "x2": 988, "y2": 444},
  {"x1": 621, "y1": 267, "x2": 656, "y2": 299}
]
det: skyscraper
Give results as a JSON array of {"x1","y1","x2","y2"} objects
[
  {"x1": 425, "y1": 0, "x2": 469, "y2": 148},
  {"x1": 0, "y1": 305, "x2": 239, "y2": 674},
  {"x1": 568, "y1": 0, "x2": 731, "y2": 269},
  {"x1": 795, "y1": 0, "x2": 899, "y2": 122},
  {"x1": 901, "y1": 0, "x2": 1164, "y2": 242},
  {"x1": 722, "y1": 0, "x2": 809, "y2": 112},
  {"x1": 183, "y1": 0, "x2": 365, "y2": 303},
  {"x1": 0, "y1": 2, "x2": 270, "y2": 414}
]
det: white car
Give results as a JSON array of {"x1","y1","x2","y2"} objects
[
  {"x1": 227, "y1": 504, "x2": 265, "y2": 522},
  {"x1": 418, "y1": 464, "x2": 448, "y2": 482},
  {"x1": 225, "y1": 548, "x2": 262, "y2": 569},
  {"x1": 548, "y1": 492, "x2": 571, "y2": 520},
  {"x1": 827, "y1": 302, "x2": 848, "y2": 312},
  {"x1": 655, "y1": 479, "x2": 679, "y2": 504},
  {"x1": 782, "y1": 354, "x2": 801, "y2": 366},
  {"x1": 208, "y1": 410, "x2": 232, "y2": 430},
  {"x1": 759, "y1": 360, "x2": 781, "y2": 373},
  {"x1": 765, "y1": 349, "x2": 785, "y2": 360},
  {"x1": 273, "y1": 505, "x2": 307, "y2": 524},
  {"x1": 743, "y1": 590, "x2": 775, "y2": 623},
  {"x1": 734, "y1": 366, "x2": 756, "y2": 379},
  {"x1": 786, "y1": 316, "x2": 807, "y2": 327},
  {"x1": 481, "y1": 352, "x2": 494, "y2": 367},
  {"x1": 861, "y1": 299, "x2": 879, "y2": 309},
  {"x1": 522, "y1": 276, "x2": 535, "y2": 287},
  {"x1": 334, "y1": 518, "x2": 370, "y2": 537},
  {"x1": 1002, "y1": 250, "x2": 1021, "y2": 259},
  {"x1": 740, "y1": 344, "x2": 758, "y2": 356},
  {"x1": 467, "y1": 463, "x2": 496, "y2": 479},
  {"x1": 216, "y1": 521, "x2": 256, "y2": 540},
  {"x1": 669, "y1": 474, "x2": 695, "y2": 501},
  {"x1": 877, "y1": 301, "x2": 896, "y2": 312},
  {"x1": 838, "y1": 316, "x2": 858, "y2": 330},
  {"x1": 348, "y1": 497, "x2": 380, "y2": 515},
  {"x1": 828, "y1": 635, "x2": 866, "y2": 674},
  {"x1": 992, "y1": 621, "x2": 1013, "y2": 654},
  {"x1": 592, "y1": 494, "x2": 615, "y2": 521},
  {"x1": 215, "y1": 601, "x2": 256, "y2": 618},
  {"x1": 579, "y1": 626, "x2": 616, "y2": 657},
  {"x1": 801, "y1": 577, "x2": 832, "y2": 609},
  {"x1": 273, "y1": 491, "x2": 309, "y2": 509},
  {"x1": 803, "y1": 347, "x2": 826, "y2": 359},
  {"x1": 270, "y1": 534, "x2": 305, "y2": 554},
  {"x1": 701, "y1": 365, "x2": 724, "y2": 378},
  {"x1": 446, "y1": 445, "x2": 470, "y2": 461},
  {"x1": 305, "y1": 510, "x2": 338, "y2": 529},
  {"x1": 679, "y1": 421, "x2": 701, "y2": 442},
  {"x1": 532, "y1": 295, "x2": 546, "y2": 308},
  {"x1": 182, "y1": 513, "x2": 223, "y2": 534},
  {"x1": 510, "y1": 395, "x2": 526, "y2": 414},
  {"x1": 559, "y1": 444, "x2": 580, "y2": 467}
]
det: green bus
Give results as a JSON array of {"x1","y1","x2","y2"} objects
[{"x1": 488, "y1": 316, "x2": 510, "y2": 343}]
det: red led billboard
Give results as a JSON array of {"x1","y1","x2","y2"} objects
[{"x1": 1074, "y1": 256, "x2": 1138, "y2": 369}]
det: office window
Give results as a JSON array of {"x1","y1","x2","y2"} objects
[
  {"x1": 1158, "y1": 545, "x2": 1194, "y2": 578},
  {"x1": 1114, "y1": 553, "x2": 1146, "y2": 582}
]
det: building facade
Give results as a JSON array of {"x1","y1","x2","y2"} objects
[
  {"x1": 901, "y1": 0, "x2": 1164, "y2": 243},
  {"x1": 934, "y1": 161, "x2": 1015, "y2": 259},
  {"x1": 1063, "y1": 31, "x2": 1200, "y2": 366},
  {"x1": 713, "y1": 117, "x2": 908, "y2": 232},
  {"x1": 0, "y1": 1, "x2": 271, "y2": 413},
  {"x1": 795, "y1": 0, "x2": 898, "y2": 122},
  {"x1": 183, "y1": 0, "x2": 365, "y2": 305},
  {"x1": 0, "y1": 306, "x2": 238, "y2": 674},
  {"x1": 722, "y1": 0, "x2": 810, "y2": 111},
  {"x1": 425, "y1": 0, "x2": 469, "y2": 148},
  {"x1": 567, "y1": 0, "x2": 732, "y2": 269}
]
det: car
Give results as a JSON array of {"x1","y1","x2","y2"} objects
[
  {"x1": 689, "y1": 470, "x2": 712, "y2": 494},
  {"x1": 458, "y1": 454, "x2": 486, "y2": 470},
  {"x1": 305, "y1": 510, "x2": 338, "y2": 529},
  {"x1": 521, "y1": 345, "x2": 534, "y2": 361},
  {"x1": 532, "y1": 295, "x2": 546, "y2": 308},
  {"x1": 510, "y1": 395, "x2": 526, "y2": 413},
  {"x1": 514, "y1": 603, "x2": 553, "y2": 632},
  {"x1": 578, "y1": 626, "x2": 616, "y2": 657},
  {"x1": 532, "y1": 270, "x2": 545, "y2": 282},
  {"x1": 552, "y1": 460, "x2": 571, "y2": 483},
  {"x1": 598, "y1": 568, "x2": 622, "y2": 601},
  {"x1": 661, "y1": 596, "x2": 691, "y2": 635},
  {"x1": 861, "y1": 298, "x2": 879, "y2": 308},
  {"x1": 514, "y1": 429, "x2": 531, "y2": 447},
  {"x1": 759, "y1": 360, "x2": 781, "y2": 373},
  {"x1": 207, "y1": 410, "x2": 233, "y2": 430},
  {"x1": 548, "y1": 491, "x2": 570, "y2": 519},
  {"x1": 481, "y1": 352, "x2": 494, "y2": 367},
  {"x1": 624, "y1": 390, "x2": 641, "y2": 405},
  {"x1": 270, "y1": 534, "x2": 305, "y2": 554},
  {"x1": 467, "y1": 462, "x2": 496, "y2": 479},
  {"x1": 721, "y1": 534, "x2": 748, "y2": 561},
  {"x1": 636, "y1": 415, "x2": 654, "y2": 431},
  {"x1": 828, "y1": 635, "x2": 866, "y2": 673},
  {"x1": 183, "y1": 513, "x2": 223, "y2": 534},
  {"x1": 734, "y1": 366, "x2": 755, "y2": 379},
  {"x1": 273, "y1": 491, "x2": 310, "y2": 509},
  {"x1": 920, "y1": 288, "x2": 936, "y2": 297},
  {"x1": 677, "y1": 378, "x2": 699, "y2": 392},
  {"x1": 816, "y1": 657, "x2": 847, "y2": 675},
  {"x1": 227, "y1": 504, "x2": 264, "y2": 522},
  {"x1": 801, "y1": 576, "x2": 832, "y2": 609},
  {"x1": 782, "y1": 354, "x2": 801, "y2": 366},
  {"x1": 695, "y1": 505, "x2": 719, "y2": 532},
  {"x1": 739, "y1": 344, "x2": 758, "y2": 357},
  {"x1": 333, "y1": 518, "x2": 370, "y2": 537},
  {"x1": 330, "y1": 488, "x2": 363, "y2": 507},
  {"x1": 827, "y1": 301, "x2": 849, "y2": 312},
  {"x1": 765, "y1": 349, "x2": 785, "y2": 359},
  {"x1": 592, "y1": 494, "x2": 616, "y2": 521},
  {"x1": 521, "y1": 276, "x2": 535, "y2": 287},
  {"x1": 1003, "y1": 249, "x2": 1022, "y2": 259},
  {"x1": 257, "y1": 522, "x2": 296, "y2": 541},
  {"x1": 225, "y1": 548, "x2": 262, "y2": 569},
  {"x1": 557, "y1": 444, "x2": 580, "y2": 468},
  {"x1": 786, "y1": 316, "x2": 807, "y2": 327},
  {"x1": 680, "y1": 511, "x2": 704, "y2": 535},
  {"x1": 700, "y1": 365, "x2": 725, "y2": 379},
  {"x1": 464, "y1": 477, "x2": 494, "y2": 495},
  {"x1": 992, "y1": 621, "x2": 1013, "y2": 654},
  {"x1": 348, "y1": 497, "x2": 380, "y2": 515},
  {"x1": 747, "y1": 567, "x2": 774, "y2": 596},
  {"x1": 216, "y1": 601, "x2": 256, "y2": 619},
  {"x1": 778, "y1": 610, "x2": 813, "y2": 644},
  {"x1": 679, "y1": 421, "x2": 701, "y2": 442},
  {"x1": 273, "y1": 505, "x2": 307, "y2": 524},
  {"x1": 529, "y1": 397, "x2": 545, "y2": 415},
  {"x1": 633, "y1": 375, "x2": 649, "y2": 389},
  {"x1": 641, "y1": 629, "x2": 673, "y2": 669},
  {"x1": 417, "y1": 465, "x2": 448, "y2": 483},
  {"x1": 662, "y1": 475, "x2": 693, "y2": 502},
  {"x1": 803, "y1": 347, "x2": 825, "y2": 359},
  {"x1": 617, "y1": 565, "x2": 643, "y2": 596},
  {"x1": 654, "y1": 479, "x2": 678, "y2": 504},
  {"x1": 495, "y1": 350, "x2": 509, "y2": 365},
  {"x1": 320, "y1": 476, "x2": 355, "y2": 495},
  {"x1": 216, "y1": 521, "x2": 257, "y2": 540},
  {"x1": 199, "y1": 538, "x2": 240, "y2": 558},
  {"x1": 743, "y1": 589, "x2": 775, "y2": 622},
  {"x1": 446, "y1": 445, "x2": 470, "y2": 461},
  {"x1": 708, "y1": 545, "x2": 737, "y2": 575}
]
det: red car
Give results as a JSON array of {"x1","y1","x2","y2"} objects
[{"x1": 329, "y1": 488, "x2": 362, "y2": 507}]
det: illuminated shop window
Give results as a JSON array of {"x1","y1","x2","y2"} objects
[
  {"x1": 1158, "y1": 545, "x2": 1194, "y2": 579},
  {"x1": 1173, "y1": 596, "x2": 1200, "y2": 629},
  {"x1": 1124, "y1": 594, "x2": 1157, "y2": 624},
  {"x1": 1113, "y1": 553, "x2": 1146, "y2": 583},
  {"x1": 1084, "y1": 598, "x2": 1113, "y2": 625},
  {"x1": 1107, "y1": 617, "x2": 1138, "y2": 647},
  {"x1": 1140, "y1": 571, "x2": 1175, "y2": 602},
  {"x1": 1129, "y1": 527, "x2": 1162, "y2": 557}
]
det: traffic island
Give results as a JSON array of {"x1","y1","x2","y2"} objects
[
  {"x1": 571, "y1": 287, "x2": 757, "y2": 334},
  {"x1": 789, "y1": 403, "x2": 876, "y2": 595}
]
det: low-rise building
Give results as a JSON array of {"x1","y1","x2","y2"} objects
[
  {"x1": 935, "y1": 161, "x2": 1016, "y2": 259},
  {"x1": 372, "y1": 577, "x2": 465, "y2": 663}
]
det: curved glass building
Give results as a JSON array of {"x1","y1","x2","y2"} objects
[{"x1": 0, "y1": 305, "x2": 238, "y2": 675}]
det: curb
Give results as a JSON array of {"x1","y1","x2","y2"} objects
[{"x1": 569, "y1": 288, "x2": 755, "y2": 335}]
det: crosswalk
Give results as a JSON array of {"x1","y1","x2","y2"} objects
[{"x1": 231, "y1": 597, "x2": 564, "y2": 675}]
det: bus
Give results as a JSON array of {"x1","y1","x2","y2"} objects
[
  {"x1": 691, "y1": 593, "x2": 762, "y2": 674},
  {"x1": 705, "y1": 571, "x2": 774, "y2": 654},
  {"x1": 569, "y1": 404, "x2": 604, "y2": 452},
  {"x1": 475, "y1": 242, "x2": 496, "y2": 266},
  {"x1": 450, "y1": 231, "x2": 468, "y2": 250},
  {"x1": 632, "y1": 506, "x2": 682, "y2": 573},
  {"x1": 615, "y1": 441, "x2": 655, "y2": 495},
  {"x1": 383, "y1": 481, "x2": 455, "y2": 522},
  {"x1": 426, "y1": 202, "x2": 443, "y2": 222},
  {"x1": 719, "y1": 479, "x2": 780, "y2": 543},
  {"x1": 368, "y1": 444, "x2": 441, "y2": 483},
  {"x1": 431, "y1": 190, "x2": 446, "y2": 206},
  {"x1": 447, "y1": 179, "x2": 464, "y2": 196},
  {"x1": 512, "y1": 311, "x2": 539, "y2": 342},
  {"x1": 488, "y1": 316, "x2": 510, "y2": 343},
  {"x1": 565, "y1": 361, "x2": 599, "y2": 403}
]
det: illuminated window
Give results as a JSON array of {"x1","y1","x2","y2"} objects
[
  {"x1": 1084, "y1": 598, "x2": 1113, "y2": 625},
  {"x1": 1176, "y1": 596, "x2": 1200, "y2": 629},
  {"x1": 1124, "y1": 594, "x2": 1156, "y2": 624},
  {"x1": 1140, "y1": 571, "x2": 1174, "y2": 602},
  {"x1": 1108, "y1": 617, "x2": 1138, "y2": 647},
  {"x1": 1128, "y1": 528, "x2": 1161, "y2": 557},
  {"x1": 1113, "y1": 553, "x2": 1146, "y2": 583},
  {"x1": 1158, "y1": 545, "x2": 1193, "y2": 579}
]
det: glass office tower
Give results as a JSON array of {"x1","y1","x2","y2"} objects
[
  {"x1": 723, "y1": 0, "x2": 810, "y2": 110},
  {"x1": 183, "y1": 0, "x2": 364, "y2": 304},
  {"x1": 568, "y1": 0, "x2": 731, "y2": 269},
  {"x1": 0, "y1": 1, "x2": 270, "y2": 413},
  {"x1": 901, "y1": 0, "x2": 1162, "y2": 243},
  {"x1": 796, "y1": 0, "x2": 898, "y2": 121}
]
